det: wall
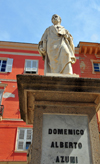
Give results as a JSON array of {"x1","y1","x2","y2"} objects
[
  {"x1": 78, "y1": 42, "x2": 100, "y2": 134},
  {"x1": 0, "y1": 41, "x2": 44, "y2": 162},
  {"x1": 0, "y1": 41, "x2": 80, "y2": 162},
  {"x1": 0, "y1": 120, "x2": 33, "y2": 162}
]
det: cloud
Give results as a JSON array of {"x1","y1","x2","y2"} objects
[
  {"x1": 91, "y1": 34, "x2": 98, "y2": 42},
  {"x1": 70, "y1": 0, "x2": 100, "y2": 45},
  {"x1": 0, "y1": 0, "x2": 100, "y2": 46},
  {"x1": 90, "y1": 0, "x2": 100, "y2": 11},
  {"x1": 0, "y1": 31, "x2": 10, "y2": 41}
]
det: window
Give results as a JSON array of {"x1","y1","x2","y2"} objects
[
  {"x1": 16, "y1": 128, "x2": 33, "y2": 151},
  {"x1": 93, "y1": 63, "x2": 100, "y2": 72},
  {"x1": 25, "y1": 60, "x2": 38, "y2": 74},
  {"x1": 91, "y1": 60, "x2": 100, "y2": 74},
  {"x1": 0, "y1": 60, "x2": 7, "y2": 72},
  {"x1": 0, "y1": 58, "x2": 13, "y2": 72}
]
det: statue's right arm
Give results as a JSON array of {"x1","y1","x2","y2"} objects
[{"x1": 38, "y1": 28, "x2": 49, "y2": 60}]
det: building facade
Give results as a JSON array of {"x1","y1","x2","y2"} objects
[
  {"x1": 0, "y1": 40, "x2": 99, "y2": 163},
  {"x1": 77, "y1": 41, "x2": 100, "y2": 135},
  {"x1": 0, "y1": 41, "x2": 44, "y2": 164}
]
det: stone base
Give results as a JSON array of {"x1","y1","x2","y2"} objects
[
  {"x1": 17, "y1": 75, "x2": 100, "y2": 164},
  {"x1": 46, "y1": 73, "x2": 79, "y2": 77}
]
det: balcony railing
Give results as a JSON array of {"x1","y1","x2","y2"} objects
[{"x1": 0, "y1": 105, "x2": 4, "y2": 116}]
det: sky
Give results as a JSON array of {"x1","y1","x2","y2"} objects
[{"x1": 0, "y1": 0, "x2": 100, "y2": 47}]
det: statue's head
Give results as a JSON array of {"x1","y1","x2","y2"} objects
[{"x1": 51, "y1": 14, "x2": 61, "y2": 25}]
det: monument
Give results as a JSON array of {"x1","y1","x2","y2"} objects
[
  {"x1": 17, "y1": 14, "x2": 100, "y2": 164},
  {"x1": 38, "y1": 14, "x2": 76, "y2": 75}
]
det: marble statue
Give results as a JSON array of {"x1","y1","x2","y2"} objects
[{"x1": 38, "y1": 14, "x2": 76, "y2": 74}]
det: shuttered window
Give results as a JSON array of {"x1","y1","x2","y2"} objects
[
  {"x1": 93, "y1": 63, "x2": 100, "y2": 72},
  {"x1": 25, "y1": 60, "x2": 38, "y2": 74},
  {"x1": 6, "y1": 58, "x2": 13, "y2": 72},
  {"x1": 16, "y1": 128, "x2": 33, "y2": 151},
  {"x1": 0, "y1": 58, "x2": 13, "y2": 72}
]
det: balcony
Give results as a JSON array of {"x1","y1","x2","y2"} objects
[{"x1": 0, "y1": 105, "x2": 4, "y2": 116}]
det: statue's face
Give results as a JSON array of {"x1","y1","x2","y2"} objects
[{"x1": 52, "y1": 14, "x2": 61, "y2": 25}]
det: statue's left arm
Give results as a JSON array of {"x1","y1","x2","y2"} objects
[
  {"x1": 64, "y1": 30, "x2": 76, "y2": 64},
  {"x1": 64, "y1": 30, "x2": 74, "y2": 53}
]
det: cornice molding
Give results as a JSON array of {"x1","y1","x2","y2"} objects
[
  {"x1": 0, "y1": 41, "x2": 38, "y2": 51},
  {"x1": 78, "y1": 42, "x2": 100, "y2": 55}
]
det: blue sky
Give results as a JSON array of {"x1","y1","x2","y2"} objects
[{"x1": 0, "y1": 0, "x2": 100, "y2": 47}]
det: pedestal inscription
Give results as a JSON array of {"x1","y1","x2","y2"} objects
[{"x1": 41, "y1": 114, "x2": 92, "y2": 164}]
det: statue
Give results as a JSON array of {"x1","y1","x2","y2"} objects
[{"x1": 38, "y1": 14, "x2": 76, "y2": 75}]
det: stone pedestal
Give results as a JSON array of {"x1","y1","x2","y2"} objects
[{"x1": 17, "y1": 75, "x2": 100, "y2": 164}]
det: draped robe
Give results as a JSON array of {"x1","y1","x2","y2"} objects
[{"x1": 38, "y1": 25, "x2": 76, "y2": 74}]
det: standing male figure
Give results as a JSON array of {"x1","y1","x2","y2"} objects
[{"x1": 38, "y1": 14, "x2": 76, "y2": 74}]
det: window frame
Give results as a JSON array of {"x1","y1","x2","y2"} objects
[
  {"x1": 0, "y1": 58, "x2": 7, "y2": 73},
  {"x1": 0, "y1": 57, "x2": 13, "y2": 73},
  {"x1": 91, "y1": 60, "x2": 100, "y2": 74},
  {"x1": 24, "y1": 59, "x2": 38, "y2": 74},
  {"x1": 15, "y1": 128, "x2": 33, "y2": 152}
]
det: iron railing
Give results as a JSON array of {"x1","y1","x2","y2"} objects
[{"x1": 0, "y1": 105, "x2": 4, "y2": 116}]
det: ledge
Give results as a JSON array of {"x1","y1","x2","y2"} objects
[{"x1": 17, "y1": 75, "x2": 100, "y2": 124}]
